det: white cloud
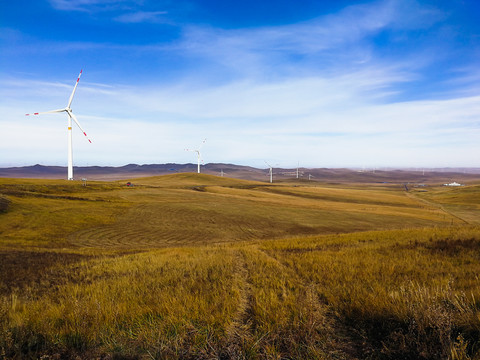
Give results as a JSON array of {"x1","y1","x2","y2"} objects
[
  {"x1": 174, "y1": 0, "x2": 444, "y2": 75},
  {"x1": 11, "y1": 0, "x2": 447, "y2": 88},
  {"x1": 2, "y1": 0, "x2": 478, "y2": 168},
  {"x1": 48, "y1": 0, "x2": 126, "y2": 12},
  {"x1": 114, "y1": 10, "x2": 168, "y2": 23},
  {"x1": 2, "y1": 64, "x2": 479, "y2": 168},
  {"x1": 48, "y1": 0, "x2": 172, "y2": 25}
]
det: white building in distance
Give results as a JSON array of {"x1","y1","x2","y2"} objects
[{"x1": 443, "y1": 181, "x2": 463, "y2": 186}]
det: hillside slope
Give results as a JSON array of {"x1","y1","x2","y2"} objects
[{"x1": 1, "y1": 174, "x2": 479, "y2": 359}]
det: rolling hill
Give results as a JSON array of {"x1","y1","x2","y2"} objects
[
  {"x1": 0, "y1": 173, "x2": 479, "y2": 359},
  {"x1": 1, "y1": 163, "x2": 480, "y2": 184}
]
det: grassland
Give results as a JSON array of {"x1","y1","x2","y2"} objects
[{"x1": 0, "y1": 174, "x2": 479, "y2": 359}]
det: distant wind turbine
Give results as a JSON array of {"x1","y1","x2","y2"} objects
[
  {"x1": 265, "y1": 161, "x2": 277, "y2": 183},
  {"x1": 185, "y1": 138, "x2": 206, "y2": 174},
  {"x1": 25, "y1": 70, "x2": 92, "y2": 180}
]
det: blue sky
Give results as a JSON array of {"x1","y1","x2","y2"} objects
[{"x1": 1, "y1": 0, "x2": 479, "y2": 169}]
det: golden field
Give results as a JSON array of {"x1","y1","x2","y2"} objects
[{"x1": 0, "y1": 173, "x2": 479, "y2": 359}]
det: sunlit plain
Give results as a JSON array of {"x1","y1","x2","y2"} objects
[{"x1": 1, "y1": 173, "x2": 479, "y2": 359}]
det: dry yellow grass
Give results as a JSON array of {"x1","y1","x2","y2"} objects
[
  {"x1": 66, "y1": 174, "x2": 460, "y2": 249},
  {"x1": 412, "y1": 184, "x2": 480, "y2": 225},
  {"x1": 0, "y1": 173, "x2": 479, "y2": 359}
]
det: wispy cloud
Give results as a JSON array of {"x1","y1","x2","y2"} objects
[
  {"x1": 13, "y1": 0, "x2": 449, "y2": 92},
  {"x1": 167, "y1": 0, "x2": 446, "y2": 86},
  {"x1": 48, "y1": 0, "x2": 128, "y2": 12},
  {"x1": 2, "y1": 65, "x2": 479, "y2": 168},
  {"x1": 48, "y1": 0, "x2": 173, "y2": 24},
  {"x1": 2, "y1": 0, "x2": 478, "y2": 168},
  {"x1": 114, "y1": 10, "x2": 168, "y2": 23}
]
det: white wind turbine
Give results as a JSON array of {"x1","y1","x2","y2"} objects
[
  {"x1": 26, "y1": 70, "x2": 92, "y2": 180},
  {"x1": 265, "y1": 161, "x2": 274, "y2": 183},
  {"x1": 185, "y1": 139, "x2": 206, "y2": 174}
]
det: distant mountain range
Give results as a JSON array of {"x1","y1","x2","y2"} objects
[
  {"x1": 0, "y1": 163, "x2": 258, "y2": 181},
  {"x1": 0, "y1": 163, "x2": 479, "y2": 184}
]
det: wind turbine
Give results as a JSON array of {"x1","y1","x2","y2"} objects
[
  {"x1": 265, "y1": 161, "x2": 274, "y2": 183},
  {"x1": 185, "y1": 139, "x2": 206, "y2": 174},
  {"x1": 26, "y1": 70, "x2": 91, "y2": 180}
]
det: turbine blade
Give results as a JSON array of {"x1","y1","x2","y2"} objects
[
  {"x1": 68, "y1": 110, "x2": 92, "y2": 143},
  {"x1": 67, "y1": 69, "x2": 82, "y2": 108},
  {"x1": 26, "y1": 108, "x2": 66, "y2": 116}
]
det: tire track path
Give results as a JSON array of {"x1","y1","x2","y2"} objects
[{"x1": 224, "y1": 249, "x2": 256, "y2": 358}]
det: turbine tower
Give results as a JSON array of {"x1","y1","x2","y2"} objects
[
  {"x1": 265, "y1": 161, "x2": 273, "y2": 183},
  {"x1": 185, "y1": 139, "x2": 206, "y2": 174},
  {"x1": 26, "y1": 70, "x2": 91, "y2": 180}
]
